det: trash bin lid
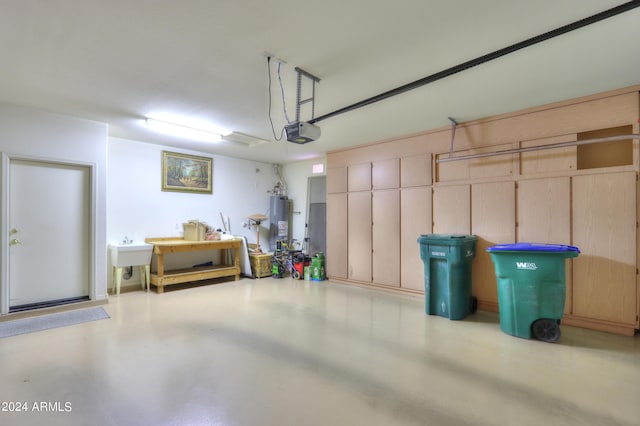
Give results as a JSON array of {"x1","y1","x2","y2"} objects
[
  {"x1": 486, "y1": 242, "x2": 580, "y2": 253},
  {"x1": 418, "y1": 234, "x2": 478, "y2": 244}
]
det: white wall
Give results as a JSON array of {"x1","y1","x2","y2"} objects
[
  {"x1": 0, "y1": 102, "x2": 321, "y2": 302},
  {"x1": 0, "y1": 102, "x2": 321, "y2": 301},
  {"x1": 107, "y1": 137, "x2": 282, "y2": 281},
  {"x1": 0, "y1": 103, "x2": 108, "y2": 303},
  {"x1": 283, "y1": 158, "x2": 326, "y2": 249}
]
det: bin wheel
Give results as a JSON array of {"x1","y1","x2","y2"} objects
[
  {"x1": 532, "y1": 319, "x2": 561, "y2": 343},
  {"x1": 293, "y1": 270, "x2": 301, "y2": 280},
  {"x1": 469, "y1": 296, "x2": 478, "y2": 314}
]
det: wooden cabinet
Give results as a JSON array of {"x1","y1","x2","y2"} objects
[
  {"x1": 571, "y1": 172, "x2": 637, "y2": 330},
  {"x1": 401, "y1": 186, "x2": 432, "y2": 291},
  {"x1": 372, "y1": 158, "x2": 399, "y2": 189},
  {"x1": 372, "y1": 189, "x2": 400, "y2": 287},
  {"x1": 517, "y1": 177, "x2": 572, "y2": 314},
  {"x1": 348, "y1": 163, "x2": 371, "y2": 192},
  {"x1": 401, "y1": 154, "x2": 431, "y2": 187},
  {"x1": 433, "y1": 185, "x2": 470, "y2": 234},
  {"x1": 327, "y1": 167, "x2": 349, "y2": 280},
  {"x1": 327, "y1": 193, "x2": 348, "y2": 279},
  {"x1": 348, "y1": 191, "x2": 372, "y2": 282},
  {"x1": 517, "y1": 177, "x2": 571, "y2": 242},
  {"x1": 519, "y1": 135, "x2": 576, "y2": 175},
  {"x1": 471, "y1": 181, "x2": 515, "y2": 309},
  {"x1": 326, "y1": 87, "x2": 640, "y2": 335},
  {"x1": 333, "y1": 158, "x2": 428, "y2": 289},
  {"x1": 327, "y1": 167, "x2": 348, "y2": 193},
  {"x1": 436, "y1": 144, "x2": 514, "y2": 182}
]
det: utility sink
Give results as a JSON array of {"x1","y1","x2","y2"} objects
[{"x1": 109, "y1": 242, "x2": 153, "y2": 267}]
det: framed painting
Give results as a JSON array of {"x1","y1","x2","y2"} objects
[{"x1": 161, "y1": 151, "x2": 213, "y2": 194}]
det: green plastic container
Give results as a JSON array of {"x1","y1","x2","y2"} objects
[
  {"x1": 487, "y1": 243, "x2": 580, "y2": 342},
  {"x1": 417, "y1": 234, "x2": 478, "y2": 320},
  {"x1": 311, "y1": 253, "x2": 325, "y2": 281}
]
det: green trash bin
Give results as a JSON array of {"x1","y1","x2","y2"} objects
[
  {"x1": 417, "y1": 234, "x2": 478, "y2": 320},
  {"x1": 487, "y1": 243, "x2": 580, "y2": 343}
]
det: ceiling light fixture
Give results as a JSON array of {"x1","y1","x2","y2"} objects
[
  {"x1": 145, "y1": 118, "x2": 223, "y2": 142},
  {"x1": 222, "y1": 131, "x2": 270, "y2": 148}
]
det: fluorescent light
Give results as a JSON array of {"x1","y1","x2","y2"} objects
[
  {"x1": 222, "y1": 131, "x2": 270, "y2": 147},
  {"x1": 145, "y1": 118, "x2": 222, "y2": 142}
]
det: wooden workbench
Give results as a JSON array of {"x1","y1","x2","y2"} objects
[{"x1": 144, "y1": 237, "x2": 242, "y2": 293}]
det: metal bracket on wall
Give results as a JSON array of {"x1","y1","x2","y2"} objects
[
  {"x1": 448, "y1": 117, "x2": 458, "y2": 158},
  {"x1": 294, "y1": 67, "x2": 321, "y2": 122}
]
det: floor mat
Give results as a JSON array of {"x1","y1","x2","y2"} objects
[{"x1": 0, "y1": 306, "x2": 110, "y2": 339}]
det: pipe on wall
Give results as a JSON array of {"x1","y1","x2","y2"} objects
[{"x1": 436, "y1": 134, "x2": 640, "y2": 163}]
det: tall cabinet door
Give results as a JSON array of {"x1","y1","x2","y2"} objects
[
  {"x1": 433, "y1": 184, "x2": 470, "y2": 234},
  {"x1": 517, "y1": 177, "x2": 571, "y2": 243},
  {"x1": 401, "y1": 186, "x2": 432, "y2": 291},
  {"x1": 471, "y1": 181, "x2": 515, "y2": 307},
  {"x1": 372, "y1": 189, "x2": 400, "y2": 287},
  {"x1": 572, "y1": 172, "x2": 637, "y2": 326},
  {"x1": 327, "y1": 167, "x2": 348, "y2": 279},
  {"x1": 327, "y1": 193, "x2": 348, "y2": 279},
  {"x1": 517, "y1": 177, "x2": 572, "y2": 315},
  {"x1": 348, "y1": 191, "x2": 372, "y2": 282}
]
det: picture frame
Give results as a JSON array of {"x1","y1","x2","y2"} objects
[{"x1": 161, "y1": 151, "x2": 213, "y2": 194}]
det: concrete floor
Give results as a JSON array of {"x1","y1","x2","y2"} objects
[{"x1": 0, "y1": 277, "x2": 639, "y2": 426}]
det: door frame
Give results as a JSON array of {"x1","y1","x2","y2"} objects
[
  {"x1": 305, "y1": 175, "x2": 326, "y2": 255},
  {"x1": 0, "y1": 153, "x2": 97, "y2": 315}
]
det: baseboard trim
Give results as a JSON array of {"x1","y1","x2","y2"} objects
[{"x1": 562, "y1": 315, "x2": 637, "y2": 337}]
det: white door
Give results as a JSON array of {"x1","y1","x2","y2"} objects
[{"x1": 9, "y1": 159, "x2": 90, "y2": 309}]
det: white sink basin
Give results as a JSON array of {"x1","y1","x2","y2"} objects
[{"x1": 109, "y1": 242, "x2": 153, "y2": 267}]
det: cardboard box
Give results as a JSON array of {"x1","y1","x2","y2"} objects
[{"x1": 183, "y1": 221, "x2": 206, "y2": 241}]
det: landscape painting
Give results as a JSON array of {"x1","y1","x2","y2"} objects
[{"x1": 162, "y1": 151, "x2": 213, "y2": 194}]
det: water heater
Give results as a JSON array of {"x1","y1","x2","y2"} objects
[{"x1": 269, "y1": 195, "x2": 289, "y2": 251}]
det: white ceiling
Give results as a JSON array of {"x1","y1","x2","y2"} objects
[{"x1": 1, "y1": 0, "x2": 639, "y2": 164}]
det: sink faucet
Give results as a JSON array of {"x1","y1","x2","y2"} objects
[{"x1": 122, "y1": 236, "x2": 132, "y2": 244}]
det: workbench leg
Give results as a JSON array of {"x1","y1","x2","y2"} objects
[
  {"x1": 234, "y1": 248, "x2": 240, "y2": 280},
  {"x1": 157, "y1": 253, "x2": 164, "y2": 276}
]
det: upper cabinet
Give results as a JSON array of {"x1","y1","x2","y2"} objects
[
  {"x1": 436, "y1": 144, "x2": 514, "y2": 183},
  {"x1": 372, "y1": 158, "x2": 399, "y2": 189},
  {"x1": 327, "y1": 167, "x2": 348, "y2": 193},
  {"x1": 348, "y1": 163, "x2": 371, "y2": 192},
  {"x1": 576, "y1": 125, "x2": 634, "y2": 170},
  {"x1": 519, "y1": 135, "x2": 577, "y2": 175},
  {"x1": 401, "y1": 154, "x2": 432, "y2": 187}
]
